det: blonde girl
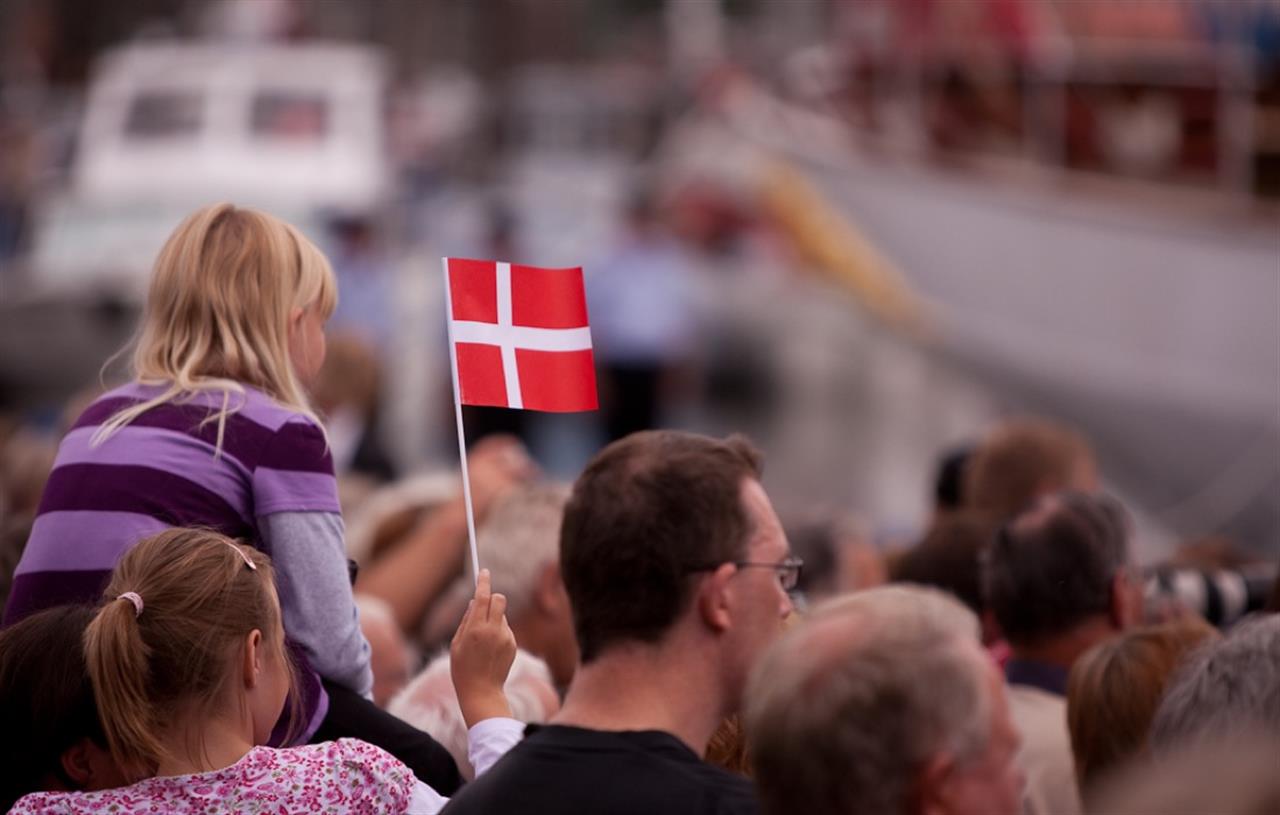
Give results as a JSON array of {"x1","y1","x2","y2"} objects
[
  {"x1": 4, "y1": 204, "x2": 463, "y2": 789},
  {"x1": 10, "y1": 528, "x2": 520, "y2": 814}
]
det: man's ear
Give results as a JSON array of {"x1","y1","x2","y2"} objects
[
  {"x1": 243, "y1": 628, "x2": 264, "y2": 689},
  {"x1": 696, "y1": 563, "x2": 738, "y2": 634},
  {"x1": 915, "y1": 752, "x2": 956, "y2": 815},
  {"x1": 534, "y1": 561, "x2": 567, "y2": 616}
]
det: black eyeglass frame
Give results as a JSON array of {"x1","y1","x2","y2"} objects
[{"x1": 683, "y1": 556, "x2": 804, "y2": 592}]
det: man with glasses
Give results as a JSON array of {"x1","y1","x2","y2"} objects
[{"x1": 443, "y1": 430, "x2": 795, "y2": 815}]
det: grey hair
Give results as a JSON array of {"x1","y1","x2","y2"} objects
[
  {"x1": 1149, "y1": 614, "x2": 1280, "y2": 754},
  {"x1": 476, "y1": 482, "x2": 571, "y2": 619},
  {"x1": 746, "y1": 585, "x2": 992, "y2": 815}
]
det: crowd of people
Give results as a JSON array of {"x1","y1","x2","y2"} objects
[{"x1": 0, "y1": 202, "x2": 1277, "y2": 814}]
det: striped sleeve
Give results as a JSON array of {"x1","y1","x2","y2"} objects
[{"x1": 252, "y1": 417, "x2": 341, "y2": 516}]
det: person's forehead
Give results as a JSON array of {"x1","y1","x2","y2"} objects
[{"x1": 741, "y1": 478, "x2": 786, "y2": 554}]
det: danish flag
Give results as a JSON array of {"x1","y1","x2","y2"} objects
[{"x1": 443, "y1": 258, "x2": 598, "y2": 412}]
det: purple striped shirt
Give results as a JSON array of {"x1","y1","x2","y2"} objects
[{"x1": 3, "y1": 382, "x2": 342, "y2": 739}]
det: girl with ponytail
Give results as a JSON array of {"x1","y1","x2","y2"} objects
[{"x1": 10, "y1": 528, "x2": 520, "y2": 813}]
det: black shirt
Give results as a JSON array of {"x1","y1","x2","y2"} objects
[{"x1": 441, "y1": 724, "x2": 760, "y2": 815}]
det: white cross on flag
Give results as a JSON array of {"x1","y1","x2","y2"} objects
[{"x1": 443, "y1": 258, "x2": 598, "y2": 412}]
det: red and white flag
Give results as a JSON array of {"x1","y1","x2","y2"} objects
[{"x1": 443, "y1": 258, "x2": 598, "y2": 413}]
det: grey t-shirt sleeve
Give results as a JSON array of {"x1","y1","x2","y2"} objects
[{"x1": 258, "y1": 510, "x2": 374, "y2": 699}]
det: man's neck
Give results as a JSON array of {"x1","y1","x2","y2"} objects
[
  {"x1": 553, "y1": 640, "x2": 725, "y2": 757},
  {"x1": 1011, "y1": 617, "x2": 1118, "y2": 673}
]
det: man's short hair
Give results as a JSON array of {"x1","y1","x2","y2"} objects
[
  {"x1": 560, "y1": 430, "x2": 763, "y2": 662},
  {"x1": 967, "y1": 418, "x2": 1093, "y2": 522},
  {"x1": 1149, "y1": 614, "x2": 1280, "y2": 753},
  {"x1": 746, "y1": 586, "x2": 990, "y2": 815},
  {"x1": 985, "y1": 491, "x2": 1129, "y2": 649}
]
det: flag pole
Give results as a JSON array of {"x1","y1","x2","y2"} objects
[{"x1": 442, "y1": 258, "x2": 482, "y2": 585}]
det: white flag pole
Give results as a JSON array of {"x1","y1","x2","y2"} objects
[{"x1": 442, "y1": 258, "x2": 482, "y2": 584}]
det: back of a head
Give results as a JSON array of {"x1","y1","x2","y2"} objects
[
  {"x1": 1066, "y1": 619, "x2": 1218, "y2": 791},
  {"x1": 967, "y1": 418, "x2": 1094, "y2": 523},
  {"x1": 1148, "y1": 614, "x2": 1280, "y2": 754},
  {"x1": 986, "y1": 492, "x2": 1129, "y2": 650},
  {"x1": 746, "y1": 586, "x2": 988, "y2": 815},
  {"x1": 83, "y1": 527, "x2": 294, "y2": 780},
  {"x1": 560, "y1": 430, "x2": 762, "y2": 663},
  {"x1": 478, "y1": 482, "x2": 571, "y2": 621},
  {"x1": 130, "y1": 203, "x2": 336, "y2": 412},
  {"x1": 892, "y1": 512, "x2": 996, "y2": 615},
  {"x1": 0, "y1": 605, "x2": 101, "y2": 809}
]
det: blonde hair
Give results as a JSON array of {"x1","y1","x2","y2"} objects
[
  {"x1": 94, "y1": 203, "x2": 337, "y2": 450},
  {"x1": 84, "y1": 528, "x2": 299, "y2": 780}
]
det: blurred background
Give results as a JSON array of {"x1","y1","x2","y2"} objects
[{"x1": 0, "y1": 0, "x2": 1277, "y2": 564}]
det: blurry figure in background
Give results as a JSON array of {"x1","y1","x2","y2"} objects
[
  {"x1": 390, "y1": 649, "x2": 560, "y2": 781},
  {"x1": 588, "y1": 186, "x2": 696, "y2": 441},
  {"x1": 354, "y1": 436, "x2": 536, "y2": 637},
  {"x1": 985, "y1": 492, "x2": 1141, "y2": 815},
  {"x1": 0, "y1": 605, "x2": 128, "y2": 809},
  {"x1": 327, "y1": 214, "x2": 393, "y2": 355},
  {"x1": 1148, "y1": 614, "x2": 1280, "y2": 754},
  {"x1": 784, "y1": 510, "x2": 885, "y2": 609},
  {"x1": 746, "y1": 586, "x2": 1024, "y2": 815},
  {"x1": 967, "y1": 417, "x2": 1098, "y2": 524},
  {"x1": 930, "y1": 443, "x2": 974, "y2": 524},
  {"x1": 438, "y1": 482, "x2": 578, "y2": 689},
  {"x1": 891, "y1": 511, "x2": 1004, "y2": 653},
  {"x1": 0, "y1": 427, "x2": 56, "y2": 611},
  {"x1": 312, "y1": 331, "x2": 398, "y2": 497},
  {"x1": 461, "y1": 203, "x2": 530, "y2": 447},
  {"x1": 1088, "y1": 734, "x2": 1280, "y2": 815},
  {"x1": 356, "y1": 594, "x2": 416, "y2": 709},
  {"x1": 0, "y1": 117, "x2": 36, "y2": 265},
  {"x1": 1065, "y1": 619, "x2": 1218, "y2": 799}
]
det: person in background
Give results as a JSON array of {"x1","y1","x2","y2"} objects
[
  {"x1": 985, "y1": 492, "x2": 1141, "y2": 815},
  {"x1": 356, "y1": 593, "x2": 417, "y2": 708},
  {"x1": 390, "y1": 649, "x2": 561, "y2": 780},
  {"x1": 443, "y1": 430, "x2": 795, "y2": 815},
  {"x1": 967, "y1": 418, "x2": 1098, "y2": 524},
  {"x1": 0, "y1": 605, "x2": 128, "y2": 809},
  {"x1": 588, "y1": 186, "x2": 697, "y2": 441},
  {"x1": 1148, "y1": 614, "x2": 1280, "y2": 754},
  {"x1": 1066, "y1": 619, "x2": 1218, "y2": 797},
  {"x1": 9, "y1": 528, "x2": 522, "y2": 814},
  {"x1": 746, "y1": 585, "x2": 1024, "y2": 815},
  {"x1": 784, "y1": 510, "x2": 885, "y2": 610}
]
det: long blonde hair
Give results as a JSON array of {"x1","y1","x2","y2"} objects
[
  {"x1": 84, "y1": 528, "x2": 300, "y2": 780},
  {"x1": 94, "y1": 203, "x2": 337, "y2": 449}
]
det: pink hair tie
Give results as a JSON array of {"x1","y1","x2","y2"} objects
[
  {"x1": 117, "y1": 591, "x2": 144, "y2": 618},
  {"x1": 223, "y1": 540, "x2": 258, "y2": 571}
]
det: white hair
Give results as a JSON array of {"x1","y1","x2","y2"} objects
[
  {"x1": 746, "y1": 585, "x2": 993, "y2": 815},
  {"x1": 474, "y1": 482, "x2": 570, "y2": 620},
  {"x1": 388, "y1": 648, "x2": 559, "y2": 779},
  {"x1": 343, "y1": 471, "x2": 460, "y2": 562}
]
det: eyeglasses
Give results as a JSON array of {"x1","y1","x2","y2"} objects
[{"x1": 684, "y1": 556, "x2": 804, "y2": 592}]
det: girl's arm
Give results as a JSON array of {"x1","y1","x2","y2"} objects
[{"x1": 261, "y1": 511, "x2": 373, "y2": 697}]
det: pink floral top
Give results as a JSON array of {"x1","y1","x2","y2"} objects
[{"x1": 11, "y1": 739, "x2": 416, "y2": 814}]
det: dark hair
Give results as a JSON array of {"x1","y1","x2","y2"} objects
[
  {"x1": 933, "y1": 446, "x2": 973, "y2": 511},
  {"x1": 0, "y1": 605, "x2": 103, "y2": 809},
  {"x1": 560, "y1": 430, "x2": 763, "y2": 662},
  {"x1": 892, "y1": 512, "x2": 996, "y2": 615},
  {"x1": 985, "y1": 491, "x2": 1129, "y2": 648}
]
